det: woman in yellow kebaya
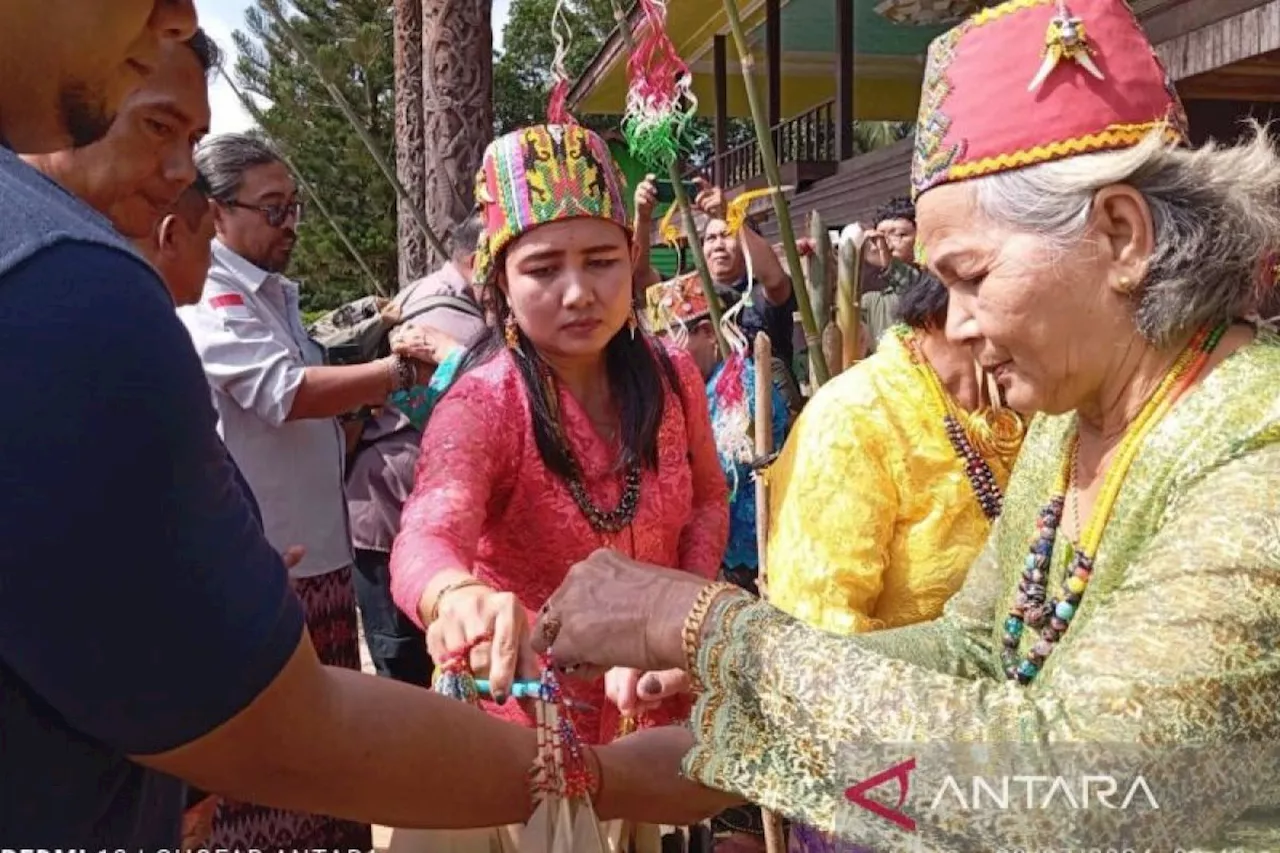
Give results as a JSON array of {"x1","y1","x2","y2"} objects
[{"x1": 764, "y1": 271, "x2": 1024, "y2": 637}]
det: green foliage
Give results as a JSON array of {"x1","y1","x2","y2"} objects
[
  {"x1": 230, "y1": 0, "x2": 397, "y2": 313},
  {"x1": 854, "y1": 120, "x2": 915, "y2": 154},
  {"x1": 493, "y1": 0, "x2": 619, "y2": 135},
  {"x1": 493, "y1": 0, "x2": 751, "y2": 176}
]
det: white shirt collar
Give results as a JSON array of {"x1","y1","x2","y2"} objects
[{"x1": 212, "y1": 239, "x2": 281, "y2": 293}]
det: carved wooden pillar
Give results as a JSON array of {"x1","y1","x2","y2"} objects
[
  {"x1": 394, "y1": 0, "x2": 428, "y2": 288},
  {"x1": 422, "y1": 0, "x2": 494, "y2": 271}
]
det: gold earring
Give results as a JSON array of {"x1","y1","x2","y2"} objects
[
  {"x1": 504, "y1": 314, "x2": 520, "y2": 350},
  {"x1": 1118, "y1": 275, "x2": 1136, "y2": 294}
]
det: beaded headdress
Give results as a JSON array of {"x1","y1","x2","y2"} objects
[
  {"x1": 912, "y1": 0, "x2": 1188, "y2": 198},
  {"x1": 472, "y1": 124, "x2": 631, "y2": 285},
  {"x1": 644, "y1": 272, "x2": 715, "y2": 338}
]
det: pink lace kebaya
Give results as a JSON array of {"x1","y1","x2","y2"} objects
[{"x1": 391, "y1": 346, "x2": 728, "y2": 744}]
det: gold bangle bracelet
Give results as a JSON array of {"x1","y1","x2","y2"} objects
[
  {"x1": 428, "y1": 576, "x2": 492, "y2": 624},
  {"x1": 681, "y1": 582, "x2": 742, "y2": 692}
]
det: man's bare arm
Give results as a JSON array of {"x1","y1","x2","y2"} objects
[{"x1": 137, "y1": 634, "x2": 733, "y2": 829}]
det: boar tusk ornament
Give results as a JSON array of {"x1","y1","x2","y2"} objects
[{"x1": 1029, "y1": 0, "x2": 1105, "y2": 92}]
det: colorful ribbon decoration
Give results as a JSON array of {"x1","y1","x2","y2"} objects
[
  {"x1": 657, "y1": 200, "x2": 682, "y2": 249},
  {"x1": 622, "y1": 0, "x2": 698, "y2": 172},
  {"x1": 723, "y1": 187, "x2": 777, "y2": 237}
]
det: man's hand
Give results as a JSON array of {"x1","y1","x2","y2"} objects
[
  {"x1": 391, "y1": 323, "x2": 461, "y2": 365},
  {"x1": 379, "y1": 300, "x2": 402, "y2": 328},
  {"x1": 864, "y1": 234, "x2": 892, "y2": 269},
  {"x1": 634, "y1": 173, "x2": 658, "y2": 222},
  {"x1": 693, "y1": 178, "x2": 726, "y2": 220}
]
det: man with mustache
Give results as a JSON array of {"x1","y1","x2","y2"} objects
[
  {"x1": 1, "y1": 2, "x2": 210, "y2": 842},
  {"x1": 23, "y1": 31, "x2": 215, "y2": 241},
  {"x1": 22, "y1": 32, "x2": 220, "y2": 844},
  {"x1": 177, "y1": 133, "x2": 434, "y2": 846}
]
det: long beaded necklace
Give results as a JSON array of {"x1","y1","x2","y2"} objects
[
  {"x1": 897, "y1": 326, "x2": 1009, "y2": 520},
  {"x1": 1002, "y1": 322, "x2": 1227, "y2": 684},
  {"x1": 538, "y1": 364, "x2": 642, "y2": 534}
]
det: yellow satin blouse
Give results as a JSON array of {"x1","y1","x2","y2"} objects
[{"x1": 765, "y1": 330, "x2": 1014, "y2": 635}]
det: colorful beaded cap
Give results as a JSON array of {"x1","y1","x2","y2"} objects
[
  {"x1": 645, "y1": 272, "x2": 714, "y2": 335},
  {"x1": 472, "y1": 124, "x2": 631, "y2": 285},
  {"x1": 912, "y1": 0, "x2": 1189, "y2": 198}
]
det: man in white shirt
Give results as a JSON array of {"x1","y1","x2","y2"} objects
[{"x1": 177, "y1": 133, "x2": 432, "y2": 846}]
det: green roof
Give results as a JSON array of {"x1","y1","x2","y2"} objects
[{"x1": 746, "y1": 0, "x2": 947, "y2": 55}]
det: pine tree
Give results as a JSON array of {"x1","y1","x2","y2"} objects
[{"x1": 230, "y1": 0, "x2": 398, "y2": 312}]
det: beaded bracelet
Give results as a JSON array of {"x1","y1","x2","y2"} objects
[
  {"x1": 428, "y1": 576, "x2": 492, "y2": 624},
  {"x1": 681, "y1": 582, "x2": 743, "y2": 692},
  {"x1": 433, "y1": 632, "x2": 493, "y2": 704}
]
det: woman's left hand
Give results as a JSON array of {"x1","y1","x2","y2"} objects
[
  {"x1": 533, "y1": 549, "x2": 710, "y2": 672},
  {"x1": 605, "y1": 666, "x2": 691, "y2": 717}
]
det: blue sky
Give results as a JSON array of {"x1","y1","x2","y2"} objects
[{"x1": 201, "y1": 0, "x2": 514, "y2": 135}]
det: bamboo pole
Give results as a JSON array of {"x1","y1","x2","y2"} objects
[
  {"x1": 836, "y1": 234, "x2": 863, "y2": 370},
  {"x1": 218, "y1": 66, "x2": 388, "y2": 297},
  {"x1": 753, "y1": 331, "x2": 774, "y2": 595},
  {"x1": 261, "y1": 0, "x2": 449, "y2": 261},
  {"x1": 807, "y1": 212, "x2": 831, "y2": 327},
  {"x1": 607, "y1": 0, "x2": 730, "y2": 359},
  {"x1": 807, "y1": 211, "x2": 833, "y2": 382},
  {"x1": 822, "y1": 322, "x2": 843, "y2": 379},
  {"x1": 752, "y1": 332, "x2": 786, "y2": 853},
  {"x1": 720, "y1": 0, "x2": 830, "y2": 385}
]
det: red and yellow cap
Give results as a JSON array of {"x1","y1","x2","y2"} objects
[{"x1": 912, "y1": 0, "x2": 1188, "y2": 198}]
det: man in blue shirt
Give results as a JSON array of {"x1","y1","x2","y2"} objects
[{"x1": 0, "y1": 1, "x2": 733, "y2": 845}]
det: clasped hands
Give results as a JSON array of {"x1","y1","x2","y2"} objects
[{"x1": 425, "y1": 550, "x2": 715, "y2": 715}]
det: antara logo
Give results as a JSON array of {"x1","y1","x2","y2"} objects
[
  {"x1": 844, "y1": 756, "x2": 1162, "y2": 832},
  {"x1": 843, "y1": 757, "x2": 917, "y2": 832}
]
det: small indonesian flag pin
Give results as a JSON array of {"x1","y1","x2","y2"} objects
[{"x1": 1029, "y1": 0, "x2": 1106, "y2": 92}]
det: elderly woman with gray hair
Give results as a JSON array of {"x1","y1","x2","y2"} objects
[{"x1": 531, "y1": 2, "x2": 1280, "y2": 851}]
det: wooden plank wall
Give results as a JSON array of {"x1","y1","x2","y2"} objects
[
  {"x1": 1156, "y1": 0, "x2": 1280, "y2": 80},
  {"x1": 1137, "y1": 0, "x2": 1276, "y2": 47},
  {"x1": 756, "y1": 137, "x2": 913, "y2": 237},
  {"x1": 750, "y1": 0, "x2": 1280, "y2": 238}
]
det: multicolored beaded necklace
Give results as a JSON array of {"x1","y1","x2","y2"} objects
[
  {"x1": 539, "y1": 364, "x2": 642, "y2": 534},
  {"x1": 1002, "y1": 322, "x2": 1228, "y2": 684},
  {"x1": 897, "y1": 326, "x2": 1009, "y2": 520}
]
